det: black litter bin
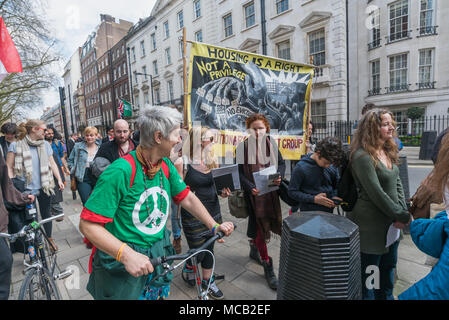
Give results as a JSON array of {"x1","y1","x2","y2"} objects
[
  {"x1": 419, "y1": 131, "x2": 437, "y2": 160},
  {"x1": 277, "y1": 211, "x2": 361, "y2": 300}
]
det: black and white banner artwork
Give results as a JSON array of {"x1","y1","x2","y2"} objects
[{"x1": 187, "y1": 42, "x2": 314, "y2": 160}]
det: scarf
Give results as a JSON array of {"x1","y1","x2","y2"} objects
[
  {"x1": 136, "y1": 145, "x2": 162, "y2": 180},
  {"x1": 14, "y1": 135, "x2": 55, "y2": 196},
  {"x1": 242, "y1": 135, "x2": 282, "y2": 241}
]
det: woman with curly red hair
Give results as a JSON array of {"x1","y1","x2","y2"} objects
[{"x1": 236, "y1": 113, "x2": 285, "y2": 290}]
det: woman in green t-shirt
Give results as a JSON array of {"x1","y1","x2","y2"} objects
[
  {"x1": 79, "y1": 106, "x2": 235, "y2": 300},
  {"x1": 349, "y1": 109, "x2": 411, "y2": 300}
]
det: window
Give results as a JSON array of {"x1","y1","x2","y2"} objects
[
  {"x1": 155, "y1": 87, "x2": 161, "y2": 104},
  {"x1": 165, "y1": 48, "x2": 171, "y2": 65},
  {"x1": 420, "y1": 0, "x2": 436, "y2": 35},
  {"x1": 368, "y1": 7, "x2": 381, "y2": 50},
  {"x1": 163, "y1": 21, "x2": 170, "y2": 39},
  {"x1": 131, "y1": 47, "x2": 136, "y2": 62},
  {"x1": 223, "y1": 13, "x2": 233, "y2": 38},
  {"x1": 179, "y1": 41, "x2": 183, "y2": 59},
  {"x1": 311, "y1": 101, "x2": 326, "y2": 130},
  {"x1": 244, "y1": 2, "x2": 255, "y2": 29},
  {"x1": 195, "y1": 30, "x2": 203, "y2": 42},
  {"x1": 309, "y1": 29, "x2": 325, "y2": 66},
  {"x1": 151, "y1": 33, "x2": 157, "y2": 50},
  {"x1": 144, "y1": 92, "x2": 150, "y2": 105},
  {"x1": 276, "y1": 0, "x2": 289, "y2": 15},
  {"x1": 177, "y1": 11, "x2": 184, "y2": 29},
  {"x1": 123, "y1": 62, "x2": 127, "y2": 74},
  {"x1": 277, "y1": 40, "x2": 291, "y2": 60},
  {"x1": 153, "y1": 60, "x2": 159, "y2": 76},
  {"x1": 389, "y1": 53, "x2": 408, "y2": 92},
  {"x1": 418, "y1": 49, "x2": 434, "y2": 89},
  {"x1": 388, "y1": 0, "x2": 409, "y2": 42},
  {"x1": 134, "y1": 71, "x2": 138, "y2": 85},
  {"x1": 140, "y1": 40, "x2": 146, "y2": 57},
  {"x1": 168, "y1": 80, "x2": 174, "y2": 101},
  {"x1": 370, "y1": 60, "x2": 381, "y2": 95},
  {"x1": 193, "y1": 0, "x2": 201, "y2": 19},
  {"x1": 142, "y1": 66, "x2": 148, "y2": 80}
]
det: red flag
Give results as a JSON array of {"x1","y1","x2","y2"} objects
[{"x1": 0, "y1": 17, "x2": 22, "y2": 82}]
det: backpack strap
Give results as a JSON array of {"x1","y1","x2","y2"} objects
[
  {"x1": 123, "y1": 154, "x2": 170, "y2": 188},
  {"x1": 123, "y1": 154, "x2": 136, "y2": 188},
  {"x1": 161, "y1": 160, "x2": 170, "y2": 181}
]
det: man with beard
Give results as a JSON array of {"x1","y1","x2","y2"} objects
[{"x1": 90, "y1": 119, "x2": 138, "y2": 184}]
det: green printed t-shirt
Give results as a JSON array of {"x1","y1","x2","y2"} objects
[{"x1": 84, "y1": 151, "x2": 188, "y2": 248}]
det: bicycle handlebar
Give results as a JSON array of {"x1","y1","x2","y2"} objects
[
  {"x1": 0, "y1": 214, "x2": 64, "y2": 242},
  {"x1": 150, "y1": 223, "x2": 236, "y2": 268}
]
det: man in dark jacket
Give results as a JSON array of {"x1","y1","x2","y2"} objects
[
  {"x1": 288, "y1": 137, "x2": 344, "y2": 213},
  {"x1": 91, "y1": 119, "x2": 137, "y2": 183},
  {"x1": 0, "y1": 155, "x2": 34, "y2": 299}
]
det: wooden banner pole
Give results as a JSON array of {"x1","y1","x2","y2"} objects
[{"x1": 183, "y1": 27, "x2": 188, "y2": 127}]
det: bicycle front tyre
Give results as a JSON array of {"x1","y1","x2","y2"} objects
[{"x1": 18, "y1": 268, "x2": 61, "y2": 300}]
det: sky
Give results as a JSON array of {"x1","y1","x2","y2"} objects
[{"x1": 33, "y1": 0, "x2": 157, "y2": 118}]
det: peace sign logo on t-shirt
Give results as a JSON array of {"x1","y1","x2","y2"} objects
[{"x1": 132, "y1": 187, "x2": 170, "y2": 235}]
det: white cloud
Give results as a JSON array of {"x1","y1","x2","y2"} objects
[{"x1": 36, "y1": 0, "x2": 156, "y2": 117}]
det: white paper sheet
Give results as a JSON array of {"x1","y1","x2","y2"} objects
[
  {"x1": 385, "y1": 224, "x2": 400, "y2": 248},
  {"x1": 252, "y1": 165, "x2": 279, "y2": 196}
]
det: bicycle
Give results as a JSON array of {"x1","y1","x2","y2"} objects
[
  {"x1": 0, "y1": 202, "x2": 72, "y2": 300},
  {"x1": 149, "y1": 224, "x2": 236, "y2": 300}
]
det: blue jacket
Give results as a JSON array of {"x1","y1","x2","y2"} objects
[
  {"x1": 287, "y1": 154, "x2": 339, "y2": 213},
  {"x1": 398, "y1": 211, "x2": 449, "y2": 300},
  {"x1": 67, "y1": 141, "x2": 100, "y2": 182}
]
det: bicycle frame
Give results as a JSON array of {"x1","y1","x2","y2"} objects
[{"x1": 149, "y1": 226, "x2": 233, "y2": 300}]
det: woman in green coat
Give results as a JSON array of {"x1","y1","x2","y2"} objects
[{"x1": 349, "y1": 108, "x2": 411, "y2": 300}]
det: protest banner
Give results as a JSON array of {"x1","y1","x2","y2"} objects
[{"x1": 187, "y1": 42, "x2": 314, "y2": 160}]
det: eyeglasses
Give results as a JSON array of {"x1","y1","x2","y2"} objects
[{"x1": 37, "y1": 127, "x2": 47, "y2": 132}]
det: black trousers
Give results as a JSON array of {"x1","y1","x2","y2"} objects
[
  {"x1": 36, "y1": 189, "x2": 52, "y2": 238},
  {"x1": 0, "y1": 238, "x2": 13, "y2": 300}
]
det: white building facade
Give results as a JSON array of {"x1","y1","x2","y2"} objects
[
  {"x1": 350, "y1": 0, "x2": 449, "y2": 127},
  {"x1": 126, "y1": 0, "x2": 349, "y2": 129}
]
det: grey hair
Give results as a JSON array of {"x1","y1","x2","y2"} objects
[{"x1": 137, "y1": 105, "x2": 183, "y2": 148}]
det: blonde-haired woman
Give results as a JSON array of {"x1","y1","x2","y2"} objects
[
  {"x1": 6, "y1": 120, "x2": 64, "y2": 249},
  {"x1": 67, "y1": 127, "x2": 100, "y2": 205},
  {"x1": 179, "y1": 126, "x2": 231, "y2": 299},
  {"x1": 349, "y1": 109, "x2": 411, "y2": 300}
]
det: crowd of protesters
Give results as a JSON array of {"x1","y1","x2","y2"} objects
[{"x1": 0, "y1": 101, "x2": 448, "y2": 301}]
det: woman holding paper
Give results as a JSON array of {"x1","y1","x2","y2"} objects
[
  {"x1": 236, "y1": 114, "x2": 285, "y2": 291},
  {"x1": 179, "y1": 126, "x2": 231, "y2": 300},
  {"x1": 349, "y1": 109, "x2": 411, "y2": 300}
]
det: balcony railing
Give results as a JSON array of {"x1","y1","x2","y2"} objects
[
  {"x1": 418, "y1": 25, "x2": 438, "y2": 36},
  {"x1": 417, "y1": 81, "x2": 436, "y2": 90},
  {"x1": 385, "y1": 84, "x2": 411, "y2": 93},
  {"x1": 386, "y1": 30, "x2": 412, "y2": 44},
  {"x1": 368, "y1": 39, "x2": 381, "y2": 51},
  {"x1": 368, "y1": 88, "x2": 382, "y2": 96}
]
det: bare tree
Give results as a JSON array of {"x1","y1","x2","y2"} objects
[{"x1": 0, "y1": 0, "x2": 62, "y2": 123}]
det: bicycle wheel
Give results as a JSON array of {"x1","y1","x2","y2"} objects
[{"x1": 18, "y1": 268, "x2": 61, "y2": 300}]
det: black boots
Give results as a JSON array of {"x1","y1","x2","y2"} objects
[
  {"x1": 262, "y1": 257, "x2": 278, "y2": 290},
  {"x1": 249, "y1": 240, "x2": 262, "y2": 265}
]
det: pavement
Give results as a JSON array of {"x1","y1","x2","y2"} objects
[{"x1": 8, "y1": 146, "x2": 434, "y2": 300}]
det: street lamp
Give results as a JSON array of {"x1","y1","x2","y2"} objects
[{"x1": 135, "y1": 72, "x2": 154, "y2": 105}]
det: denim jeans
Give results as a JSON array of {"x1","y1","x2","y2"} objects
[
  {"x1": 77, "y1": 169, "x2": 94, "y2": 205},
  {"x1": 170, "y1": 201, "x2": 182, "y2": 240},
  {"x1": 361, "y1": 240, "x2": 400, "y2": 300}
]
